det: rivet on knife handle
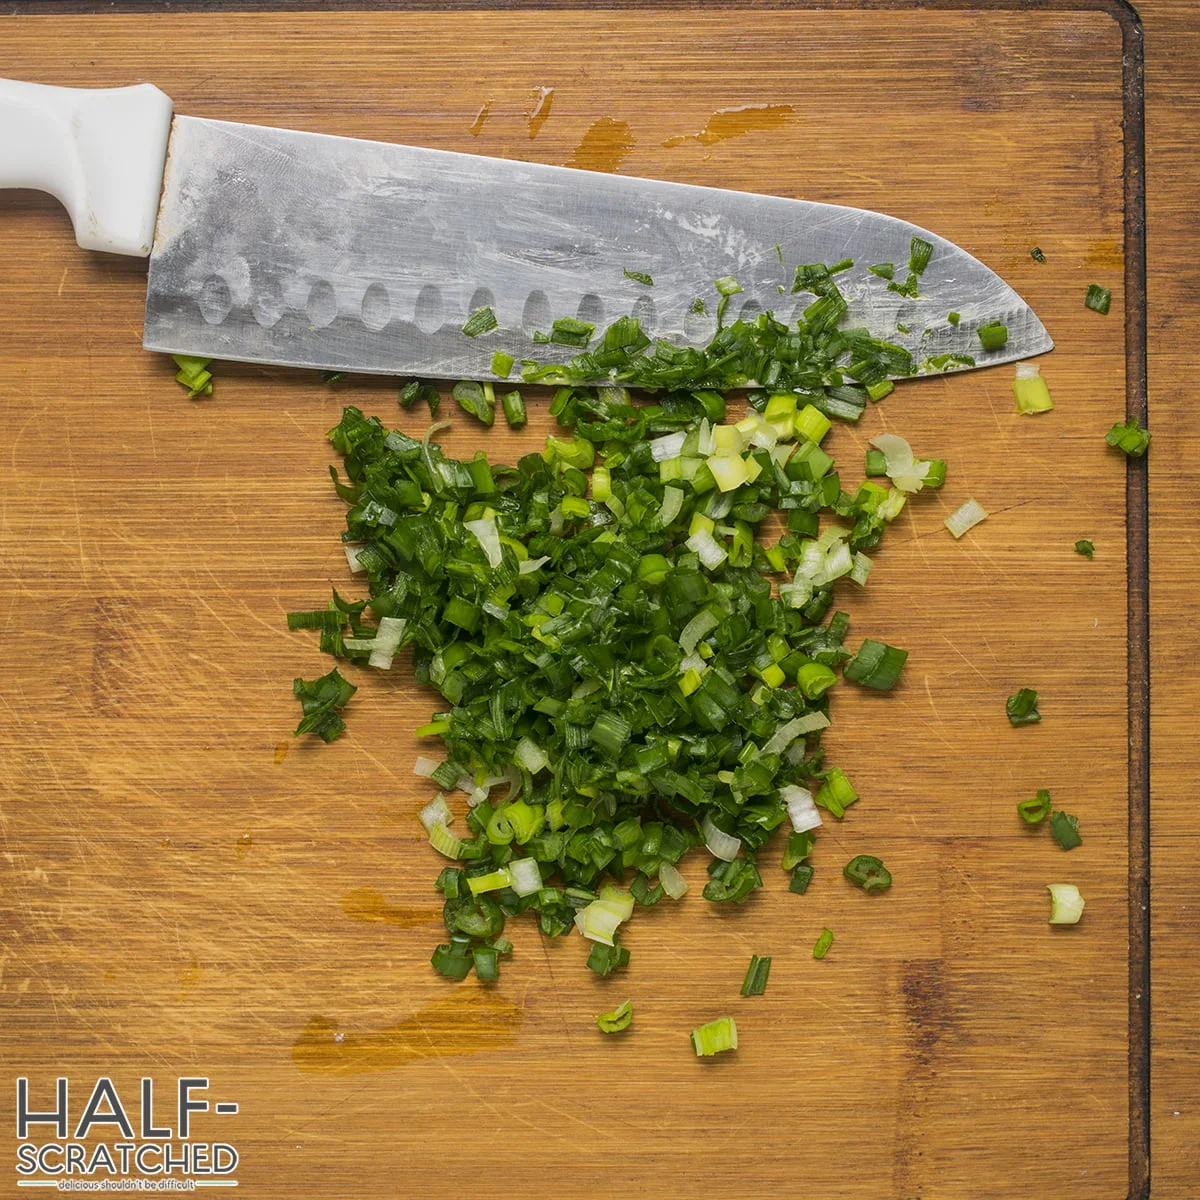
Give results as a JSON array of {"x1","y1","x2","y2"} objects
[{"x1": 0, "y1": 77, "x2": 173, "y2": 256}]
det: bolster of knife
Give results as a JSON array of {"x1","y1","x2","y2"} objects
[{"x1": 0, "y1": 77, "x2": 174, "y2": 257}]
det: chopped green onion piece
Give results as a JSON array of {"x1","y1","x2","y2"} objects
[
  {"x1": 171, "y1": 353, "x2": 214, "y2": 398},
  {"x1": 1006, "y1": 687, "x2": 1041, "y2": 726},
  {"x1": 1047, "y1": 883, "x2": 1085, "y2": 924},
  {"x1": 319, "y1": 370, "x2": 347, "y2": 385},
  {"x1": 843, "y1": 638, "x2": 907, "y2": 690},
  {"x1": 1085, "y1": 284, "x2": 1112, "y2": 314},
  {"x1": 292, "y1": 667, "x2": 356, "y2": 743},
  {"x1": 550, "y1": 316, "x2": 596, "y2": 347},
  {"x1": 944, "y1": 498, "x2": 988, "y2": 538},
  {"x1": 1049, "y1": 810, "x2": 1082, "y2": 850},
  {"x1": 452, "y1": 380, "x2": 495, "y2": 426},
  {"x1": 596, "y1": 998, "x2": 634, "y2": 1033},
  {"x1": 1075, "y1": 539, "x2": 1095, "y2": 558},
  {"x1": 468, "y1": 868, "x2": 513, "y2": 895},
  {"x1": 691, "y1": 1015, "x2": 738, "y2": 1057},
  {"x1": 977, "y1": 321, "x2": 1008, "y2": 351},
  {"x1": 491, "y1": 350, "x2": 515, "y2": 378},
  {"x1": 909, "y1": 237, "x2": 933, "y2": 275},
  {"x1": 431, "y1": 938, "x2": 474, "y2": 979},
  {"x1": 429, "y1": 822, "x2": 465, "y2": 859},
  {"x1": 868, "y1": 263, "x2": 894, "y2": 280},
  {"x1": 1106, "y1": 418, "x2": 1151, "y2": 457},
  {"x1": 864, "y1": 448, "x2": 888, "y2": 476},
  {"x1": 812, "y1": 928, "x2": 834, "y2": 959},
  {"x1": 587, "y1": 937, "x2": 630, "y2": 976},
  {"x1": 815, "y1": 768, "x2": 858, "y2": 820},
  {"x1": 947, "y1": 311, "x2": 961, "y2": 326},
  {"x1": 740, "y1": 954, "x2": 772, "y2": 997},
  {"x1": 472, "y1": 945, "x2": 500, "y2": 980},
  {"x1": 623, "y1": 268, "x2": 654, "y2": 286},
  {"x1": 713, "y1": 276, "x2": 743, "y2": 297},
  {"x1": 659, "y1": 862, "x2": 688, "y2": 899},
  {"x1": 1017, "y1": 789, "x2": 1053, "y2": 825},
  {"x1": 782, "y1": 831, "x2": 815, "y2": 871},
  {"x1": 1013, "y1": 362, "x2": 1054, "y2": 414},
  {"x1": 462, "y1": 306, "x2": 498, "y2": 337},
  {"x1": 1031, "y1": 246, "x2": 1047, "y2": 263},
  {"x1": 843, "y1": 854, "x2": 892, "y2": 892},
  {"x1": 501, "y1": 388, "x2": 527, "y2": 429},
  {"x1": 788, "y1": 863, "x2": 814, "y2": 894}
]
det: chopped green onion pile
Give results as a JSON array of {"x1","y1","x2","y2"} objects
[{"x1": 285, "y1": 270, "x2": 951, "y2": 987}]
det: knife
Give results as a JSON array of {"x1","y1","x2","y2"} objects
[{"x1": 0, "y1": 78, "x2": 1051, "y2": 382}]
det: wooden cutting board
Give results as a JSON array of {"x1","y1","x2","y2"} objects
[{"x1": 0, "y1": 7, "x2": 1142, "y2": 1198}]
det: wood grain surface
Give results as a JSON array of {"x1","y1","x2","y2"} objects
[{"x1": 0, "y1": 7, "x2": 1152, "y2": 1198}]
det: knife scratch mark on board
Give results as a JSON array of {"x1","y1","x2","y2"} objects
[
  {"x1": 57, "y1": 268, "x2": 68, "y2": 298},
  {"x1": 468, "y1": 100, "x2": 492, "y2": 138},
  {"x1": 663, "y1": 104, "x2": 795, "y2": 149},
  {"x1": 565, "y1": 117, "x2": 636, "y2": 174},
  {"x1": 525, "y1": 87, "x2": 555, "y2": 139}
]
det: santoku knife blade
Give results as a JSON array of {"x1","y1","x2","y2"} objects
[{"x1": 0, "y1": 78, "x2": 1052, "y2": 382}]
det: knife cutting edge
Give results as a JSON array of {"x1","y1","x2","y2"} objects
[{"x1": 0, "y1": 77, "x2": 1052, "y2": 382}]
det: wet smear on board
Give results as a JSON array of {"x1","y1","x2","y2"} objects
[
  {"x1": 664, "y1": 104, "x2": 795, "y2": 148},
  {"x1": 234, "y1": 831, "x2": 253, "y2": 860},
  {"x1": 468, "y1": 101, "x2": 492, "y2": 137},
  {"x1": 292, "y1": 988, "x2": 522, "y2": 1074},
  {"x1": 526, "y1": 87, "x2": 555, "y2": 138},
  {"x1": 339, "y1": 886, "x2": 440, "y2": 929},
  {"x1": 566, "y1": 117, "x2": 636, "y2": 173},
  {"x1": 273, "y1": 739, "x2": 290, "y2": 765}
]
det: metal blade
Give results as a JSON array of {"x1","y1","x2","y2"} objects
[{"x1": 144, "y1": 116, "x2": 1052, "y2": 380}]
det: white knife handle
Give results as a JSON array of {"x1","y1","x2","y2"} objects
[{"x1": 0, "y1": 78, "x2": 173, "y2": 257}]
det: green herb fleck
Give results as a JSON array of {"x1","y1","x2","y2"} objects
[
  {"x1": 1006, "y1": 687, "x2": 1041, "y2": 726},
  {"x1": 843, "y1": 854, "x2": 892, "y2": 892},
  {"x1": 462, "y1": 306, "x2": 499, "y2": 338},
  {"x1": 1017, "y1": 789, "x2": 1053, "y2": 825},
  {"x1": 1050, "y1": 810, "x2": 1082, "y2": 850},
  {"x1": 596, "y1": 999, "x2": 633, "y2": 1034},
  {"x1": 1085, "y1": 284, "x2": 1112, "y2": 315},
  {"x1": 171, "y1": 354, "x2": 213, "y2": 398},
  {"x1": 292, "y1": 667, "x2": 357, "y2": 743},
  {"x1": 623, "y1": 267, "x2": 654, "y2": 287},
  {"x1": 1106, "y1": 418, "x2": 1150, "y2": 457},
  {"x1": 977, "y1": 321, "x2": 1009, "y2": 351},
  {"x1": 1075, "y1": 539, "x2": 1095, "y2": 558},
  {"x1": 740, "y1": 954, "x2": 772, "y2": 997}
]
